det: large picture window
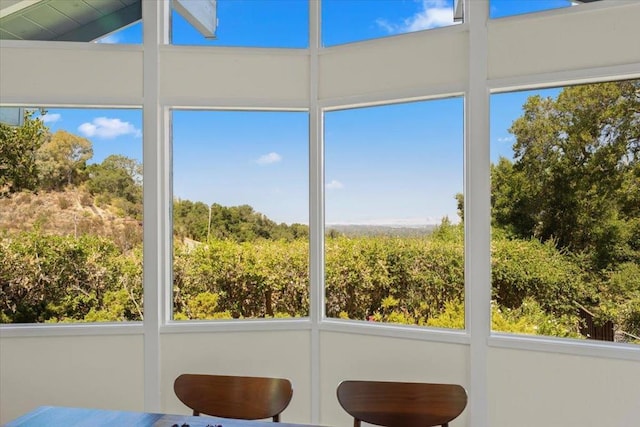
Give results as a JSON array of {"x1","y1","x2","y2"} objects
[
  {"x1": 0, "y1": 107, "x2": 143, "y2": 323},
  {"x1": 323, "y1": 98, "x2": 465, "y2": 329},
  {"x1": 171, "y1": 0, "x2": 308, "y2": 48},
  {"x1": 490, "y1": 80, "x2": 640, "y2": 345},
  {"x1": 171, "y1": 110, "x2": 309, "y2": 320},
  {"x1": 490, "y1": 0, "x2": 597, "y2": 19}
]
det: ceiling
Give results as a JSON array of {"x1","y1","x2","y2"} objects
[{"x1": 0, "y1": 0, "x2": 141, "y2": 42}]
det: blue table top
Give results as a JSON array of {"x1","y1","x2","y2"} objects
[{"x1": 4, "y1": 406, "x2": 325, "y2": 427}]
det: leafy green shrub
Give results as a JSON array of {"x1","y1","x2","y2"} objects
[
  {"x1": 620, "y1": 297, "x2": 640, "y2": 343},
  {"x1": 0, "y1": 111, "x2": 48, "y2": 196},
  {"x1": 0, "y1": 231, "x2": 142, "y2": 323},
  {"x1": 427, "y1": 298, "x2": 581, "y2": 338},
  {"x1": 494, "y1": 298, "x2": 582, "y2": 338},
  {"x1": 84, "y1": 289, "x2": 136, "y2": 322},
  {"x1": 605, "y1": 263, "x2": 640, "y2": 340},
  {"x1": 325, "y1": 234, "x2": 464, "y2": 324},
  {"x1": 174, "y1": 292, "x2": 232, "y2": 320},
  {"x1": 369, "y1": 296, "x2": 422, "y2": 325},
  {"x1": 173, "y1": 238, "x2": 309, "y2": 319},
  {"x1": 491, "y1": 237, "x2": 587, "y2": 317},
  {"x1": 3, "y1": 220, "x2": 635, "y2": 344}
]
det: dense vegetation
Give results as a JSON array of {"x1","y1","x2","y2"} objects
[
  {"x1": 489, "y1": 80, "x2": 640, "y2": 341},
  {"x1": 1, "y1": 81, "x2": 638, "y2": 343}
]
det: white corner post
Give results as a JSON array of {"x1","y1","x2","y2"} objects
[
  {"x1": 142, "y1": 0, "x2": 170, "y2": 413},
  {"x1": 466, "y1": 1, "x2": 491, "y2": 427},
  {"x1": 308, "y1": 0, "x2": 323, "y2": 424}
]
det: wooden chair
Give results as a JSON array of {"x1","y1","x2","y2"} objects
[
  {"x1": 173, "y1": 373, "x2": 293, "y2": 422},
  {"x1": 336, "y1": 380, "x2": 467, "y2": 427}
]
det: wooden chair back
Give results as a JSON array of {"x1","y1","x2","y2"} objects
[
  {"x1": 174, "y1": 373, "x2": 293, "y2": 422},
  {"x1": 336, "y1": 380, "x2": 467, "y2": 427}
]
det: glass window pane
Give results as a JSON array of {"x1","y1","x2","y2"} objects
[
  {"x1": 324, "y1": 98, "x2": 464, "y2": 329},
  {"x1": 171, "y1": 0, "x2": 308, "y2": 48},
  {"x1": 96, "y1": 22, "x2": 142, "y2": 44},
  {"x1": 0, "y1": 107, "x2": 143, "y2": 323},
  {"x1": 490, "y1": 80, "x2": 640, "y2": 345},
  {"x1": 322, "y1": 0, "x2": 460, "y2": 47},
  {"x1": 171, "y1": 110, "x2": 309, "y2": 320},
  {"x1": 490, "y1": 0, "x2": 589, "y2": 19}
]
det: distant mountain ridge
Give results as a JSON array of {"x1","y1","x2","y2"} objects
[
  {"x1": 0, "y1": 189, "x2": 436, "y2": 242},
  {"x1": 326, "y1": 223, "x2": 436, "y2": 237}
]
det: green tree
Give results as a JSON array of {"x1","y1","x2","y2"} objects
[
  {"x1": 0, "y1": 110, "x2": 49, "y2": 196},
  {"x1": 493, "y1": 80, "x2": 640, "y2": 269},
  {"x1": 173, "y1": 199, "x2": 210, "y2": 241},
  {"x1": 37, "y1": 130, "x2": 93, "y2": 190},
  {"x1": 87, "y1": 155, "x2": 141, "y2": 201},
  {"x1": 490, "y1": 157, "x2": 535, "y2": 238},
  {"x1": 86, "y1": 154, "x2": 142, "y2": 219}
]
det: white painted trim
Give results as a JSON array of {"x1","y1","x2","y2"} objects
[
  {"x1": 0, "y1": 323, "x2": 143, "y2": 338},
  {"x1": 488, "y1": 63, "x2": 640, "y2": 93},
  {"x1": 319, "y1": 84, "x2": 466, "y2": 111},
  {"x1": 160, "y1": 318, "x2": 312, "y2": 333},
  {"x1": 161, "y1": 105, "x2": 172, "y2": 328},
  {"x1": 162, "y1": 99, "x2": 309, "y2": 110},
  {"x1": 160, "y1": 43, "x2": 307, "y2": 56},
  {"x1": 0, "y1": 98, "x2": 143, "y2": 108},
  {"x1": 320, "y1": 319, "x2": 470, "y2": 345},
  {"x1": 320, "y1": 18, "x2": 467, "y2": 50},
  {"x1": 0, "y1": 0, "x2": 42, "y2": 19},
  {"x1": 489, "y1": 333, "x2": 640, "y2": 362},
  {"x1": 141, "y1": 0, "x2": 167, "y2": 414},
  {"x1": 0, "y1": 39, "x2": 143, "y2": 50},
  {"x1": 489, "y1": 0, "x2": 633, "y2": 21},
  {"x1": 466, "y1": 1, "x2": 491, "y2": 427},
  {"x1": 309, "y1": 1, "x2": 323, "y2": 424}
]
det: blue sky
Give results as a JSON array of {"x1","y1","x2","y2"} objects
[
  {"x1": 33, "y1": 0, "x2": 577, "y2": 226},
  {"x1": 325, "y1": 98, "x2": 463, "y2": 225}
]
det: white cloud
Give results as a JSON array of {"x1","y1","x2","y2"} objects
[
  {"x1": 375, "y1": 18, "x2": 396, "y2": 34},
  {"x1": 326, "y1": 180, "x2": 344, "y2": 190},
  {"x1": 497, "y1": 136, "x2": 515, "y2": 143},
  {"x1": 78, "y1": 117, "x2": 141, "y2": 139},
  {"x1": 377, "y1": 0, "x2": 455, "y2": 34},
  {"x1": 40, "y1": 113, "x2": 61, "y2": 123},
  {"x1": 96, "y1": 33, "x2": 120, "y2": 44},
  {"x1": 256, "y1": 152, "x2": 282, "y2": 165}
]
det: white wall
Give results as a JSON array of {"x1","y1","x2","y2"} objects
[
  {"x1": 0, "y1": 333, "x2": 144, "y2": 423},
  {"x1": 160, "y1": 47, "x2": 309, "y2": 107},
  {"x1": 488, "y1": 348, "x2": 640, "y2": 427},
  {"x1": 318, "y1": 331, "x2": 468, "y2": 427},
  {"x1": 488, "y1": 3, "x2": 640, "y2": 80},
  {"x1": 0, "y1": 43, "x2": 143, "y2": 106},
  {"x1": 319, "y1": 27, "x2": 468, "y2": 102},
  {"x1": 160, "y1": 330, "x2": 312, "y2": 424},
  {"x1": 2, "y1": 329, "x2": 639, "y2": 426}
]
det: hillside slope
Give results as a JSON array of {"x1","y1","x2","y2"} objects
[{"x1": 0, "y1": 189, "x2": 141, "y2": 251}]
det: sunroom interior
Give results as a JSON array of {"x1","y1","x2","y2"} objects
[{"x1": 1, "y1": 1, "x2": 639, "y2": 426}]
